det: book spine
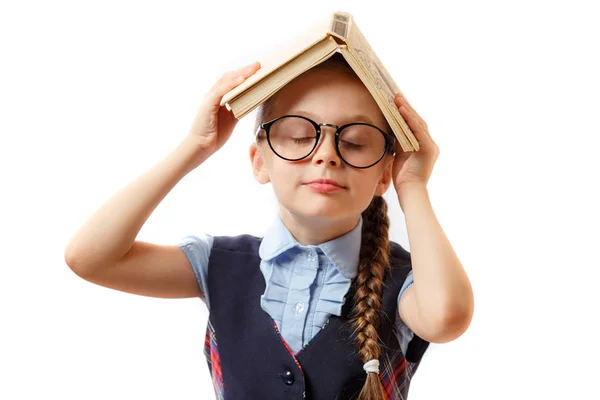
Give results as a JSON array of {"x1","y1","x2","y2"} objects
[{"x1": 329, "y1": 12, "x2": 350, "y2": 40}]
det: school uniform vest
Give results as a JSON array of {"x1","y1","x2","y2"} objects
[{"x1": 203, "y1": 234, "x2": 429, "y2": 400}]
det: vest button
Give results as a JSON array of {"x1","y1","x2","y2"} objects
[{"x1": 281, "y1": 369, "x2": 295, "y2": 385}]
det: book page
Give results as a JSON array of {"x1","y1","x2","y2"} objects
[
  {"x1": 220, "y1": 13, "x2": 334, "y2": 106},
  {"x1": 343, "y1": 16, "x2": 419, "y2": 151},
  {"x1": 229, "y1": 37, "x2": 341, "y2": 119},
  {"x1": 346, "y1": 20, "x2": 401, "y2": 106}
]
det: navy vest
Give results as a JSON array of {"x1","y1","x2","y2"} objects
[{"x1": 203, "y1": 234, "x2": 429, "y2": 400}]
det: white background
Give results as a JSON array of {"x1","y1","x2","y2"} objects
[{"x1": 1, "y1": 0, "x2": 599, "y2": 399}]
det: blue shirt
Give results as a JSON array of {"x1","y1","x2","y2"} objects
[{"x1": 179, "y1": 214, "x2": 415, "y2": 355}]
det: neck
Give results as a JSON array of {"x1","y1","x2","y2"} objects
[{"x1": 278, "y1": 205, "x2": 361, "y2": 245}]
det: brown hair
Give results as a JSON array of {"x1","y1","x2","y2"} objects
[
  {"x1": 254, "y1": 52, "x2": 393, "y2": 400},
  {"x1": 349, "y1": 194, "x2": 391, "y2": 399}
]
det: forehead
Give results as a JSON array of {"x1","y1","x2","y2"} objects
[{"x1": 270, "y1": 68, "x2": 386, "y2": 126}]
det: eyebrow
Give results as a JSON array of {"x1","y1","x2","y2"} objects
[{"x1": 289, "y1": 110, "x2": 376, "y2": 126}]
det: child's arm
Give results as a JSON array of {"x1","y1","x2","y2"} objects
[
  {"x1": 63, "y1": 61, "x2": 261, "y2": 298},
  {"x1": 63, "y1": 137, "x2": 212, "y2": 298},
  {"x1": 397, "y1": 183, "x2": 474, "y2": 343},
  {"x1": 392, "y1": 93, "x2": 474, "y2": 343}
]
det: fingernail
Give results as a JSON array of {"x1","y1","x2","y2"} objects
[{"x1": 244, "y1": 61, "x2": 259, "y2": 71}]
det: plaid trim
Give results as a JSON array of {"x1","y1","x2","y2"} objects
[
  {"x1": 272, "y1": 320, "x2": 305, "y2": 382},
  {"x1": 203, "y1": 319, "x2": 224, "y2": 400},
  {"x1": 378, "y1": 349, "x2": 413, "y2": 400}
]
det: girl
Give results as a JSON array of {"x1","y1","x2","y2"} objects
[{"x1": 64, "y1": 52, "x2": 473, "y2": 399}]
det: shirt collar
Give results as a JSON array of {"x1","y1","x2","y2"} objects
[{"x1": 259, "y1": 213, "x2": 363, "y2": 279}]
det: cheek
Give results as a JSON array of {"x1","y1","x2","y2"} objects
[
  {"x1": 268, "y1": 161, "x2": 298, "y2": 189},
  {"x1": 349, "y1": 171, "x2": 383, "y2": 198}
]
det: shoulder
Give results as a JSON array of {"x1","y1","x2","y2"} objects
[
  {"x1": 178, "y1": 233, "x2": 263, "y2": 259},
  {"x1": 389, "y1": 240, "x2": 411, "y2": 267},
  {"x1": 211, "y1": 234, "x2": 263, "y2": 255},
  {"x1": 179, "y1": 233, "x2": 214, "y2": 260},
  {"x1": 384, "y1": 240, "x2": 412, "y2": 294}
]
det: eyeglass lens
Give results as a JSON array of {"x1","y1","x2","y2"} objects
[{"x1": 268, "y1": 116, "x2": 387, "y2": 167}]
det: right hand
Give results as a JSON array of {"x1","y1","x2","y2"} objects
[{"x1": 186, "y1": 61, "x2": 261, "y2": 157}]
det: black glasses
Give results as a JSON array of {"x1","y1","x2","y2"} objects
[{"x1": 255, "y1": 115, "x2": 396, "y2": 169}]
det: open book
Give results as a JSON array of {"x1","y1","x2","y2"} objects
[{"x1": 220, "y1": 11, "x2": 419, "y2": 152}]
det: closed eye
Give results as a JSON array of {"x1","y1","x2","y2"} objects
[
  {"x1": 339, "y1": 140, "x2": 363, "y2": 150},
  {"x1": 292, "y1": 137, "x2": 315, "y2": 143}
]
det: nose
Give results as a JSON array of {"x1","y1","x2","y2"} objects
[{"x1": 311, "y1": 124, "x2": 341, "y2": 166}]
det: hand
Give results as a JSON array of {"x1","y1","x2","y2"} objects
[
  {"x1": 186, "y1": 61, "x2": 261, "y2": 157},
  {"x1": 391, "y1": 93, "x2": 440, "y2": 191}
]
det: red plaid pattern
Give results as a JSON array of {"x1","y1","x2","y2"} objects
[
  {"x1": 379, "y1": 350, "x2": 413, "y2": 399},
  {"x1": 204, "y1": 319, "x2": 225, "y2": 400}
]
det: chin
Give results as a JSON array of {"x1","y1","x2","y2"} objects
[
  {"x1": 296, "y1": 208, "x2": 342, "y2": 220},
  {"x1": 287, "y1": 197, "x2": 349, "y2": 220}
]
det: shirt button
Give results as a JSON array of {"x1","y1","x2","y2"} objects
[
  {"x1": 281, "y1": 369, "x2": 295, "y2": 385},
  {"x1": 294, "y1": 301, "x2": 305, "y2": 315}
]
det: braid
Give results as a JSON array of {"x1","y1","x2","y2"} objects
[{"x1": 350, "y1": 195, "x2": 391, "y2": 400}]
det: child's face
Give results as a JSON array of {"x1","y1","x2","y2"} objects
[{"x1": 250, "y1": 67, "x2": 394, "y2": 224}]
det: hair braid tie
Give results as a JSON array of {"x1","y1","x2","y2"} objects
[{"x1": 363, "y1": 359, "x2": 380, "y2": 374}]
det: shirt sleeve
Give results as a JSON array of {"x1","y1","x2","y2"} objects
[
  {"x1": 178, "y1": 233, "x2": 214, "y2": 309},
  {"x1": 396, "y1": 270, "x2": 415, "y2": 356}
]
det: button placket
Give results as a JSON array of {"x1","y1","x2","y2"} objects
[{"x1": 306, "y1": 247, "x2": 319, "y2": 263}]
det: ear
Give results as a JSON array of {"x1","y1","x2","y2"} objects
[
  {"x1": 374, "y1": 154, "x2": 394, "y2": 196},
  {"x1": 249, "y1": 142, "x2": 270, "y2": 184}
]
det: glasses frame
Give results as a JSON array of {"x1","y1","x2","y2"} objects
[{"x1": 255, "y1": 114, "x2": 397, "y2": 169}]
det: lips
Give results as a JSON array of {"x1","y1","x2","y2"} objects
[
  {"x1": 304, "y1": 178, "x2": 345, "y2": 188},
  {"x1": 303, "y1": 178, "x2": 345, "y2": 193}
]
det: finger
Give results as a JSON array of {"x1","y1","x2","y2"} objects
[
  {"x1": 217, "y1": 61, "x2": 261, "y2": 87},
  {"x1": 395, "y1": 94, "x2": 425, "y2": 128},
  {"x1": 398, "y1": 105, "x2": 427, "y2": 139},
  {"x1": 395, "y1": 95, "x2": 432, "y2": 141},
  {"x1": 399, "y1": 106, "x2": 437, "y2": 151},
  {"x1": 206, "y1": 62, "x2": 261, "y2": 105},
  {"x1": 394, "y1": 95, "x2": 419, "y2": 128},
  {"x1": 205, "y1": 74, "x2": 250, "y2": 106}
]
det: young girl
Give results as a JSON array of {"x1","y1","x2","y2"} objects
[{"x1": 64, "y1": 52, "x2": 473, "y2": 399}]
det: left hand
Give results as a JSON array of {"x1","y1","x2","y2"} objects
[{"x1": 391, "y1": 92, "x2": 440, "y2": 191}]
